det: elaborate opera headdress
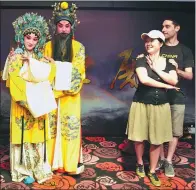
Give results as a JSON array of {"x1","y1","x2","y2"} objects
[
  {"x1": 12, "y1": 12, "x2": 51, "y2": 58},
  {"x1": 49, "y1": 1, "x2": 80, "y2": 35}
]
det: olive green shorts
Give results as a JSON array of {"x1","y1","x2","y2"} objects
[{"x1": 170, "y1": 104, "x2": 185, "y2": 137}]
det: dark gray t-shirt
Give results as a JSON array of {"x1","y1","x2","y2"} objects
[
  {"x1": 161, "y1": 43, "x2": 194, "y2": 104},
  {"x1": 133, "y1": 57, "x2": 175, "y2": 105}
]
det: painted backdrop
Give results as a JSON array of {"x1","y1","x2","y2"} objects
[{"x1": 0, "y1": 8, "x2": 195, "y2": 135}]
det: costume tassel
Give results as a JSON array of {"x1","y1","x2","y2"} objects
[{"x1": 20, "y1": 116, "x2": 24, "y2": 165}]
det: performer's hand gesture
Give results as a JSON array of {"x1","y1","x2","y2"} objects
[
  {"x1": 44, "y1": 56, "x2": 55, "y2": 64},
  {"x1": 8, "y1": 48, "x2": 15, "y2": 58},
  {"x1": 21, "y1": 55, "x2": 30, "y2": 64},
  {"x1": 8, "y1": 48, "x2": 16, "y2": 62}
]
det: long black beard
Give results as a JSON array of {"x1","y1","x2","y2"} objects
[{"x1": 53, "y1": 33, "x2": 73, "y2": 62}]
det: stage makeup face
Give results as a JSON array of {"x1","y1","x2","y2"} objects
[
  {"x1": 56, "y1": 20, "x2": 72, "y2": 35},
  {"x1": 24, "y1": 33, "x2": 39, "y2": 52}
]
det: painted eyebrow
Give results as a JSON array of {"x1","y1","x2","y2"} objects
[{"x1": 26, "y1": 35, "x2": 38, "y2": 39}]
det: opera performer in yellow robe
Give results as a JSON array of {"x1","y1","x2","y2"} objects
[
  {"x1": 2, "y1": 13, "x2": 56, "y2": 184},
  {"x1": 44, "y1": 2, "x2": 86, "y2": 174}
]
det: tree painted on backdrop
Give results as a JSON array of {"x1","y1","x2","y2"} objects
[{"x1": 110, "y1": 48, "x2": 138, "y2": 90}]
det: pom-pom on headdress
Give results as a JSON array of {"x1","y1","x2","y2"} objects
[
  {"x1": 49, "y1": 1, "x2": 80, "y2": 35},
  {"x1": 12, "y1": 12, "x2": 51, "y2": 58}
]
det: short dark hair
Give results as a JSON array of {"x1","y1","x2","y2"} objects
[
  {"x1": 157, "y1": 38, "x2": 164, "y2": 43},
  {"x1": 164, "y1": 18, "x2": 180, "y2": 27}
]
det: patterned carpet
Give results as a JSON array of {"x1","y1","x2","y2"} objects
[{"x1": 0, "y1": 136, "x2": 195, "y2": 189}]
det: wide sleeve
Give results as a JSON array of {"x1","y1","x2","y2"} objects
[
  {"x1": 48, "y1": 63, "x2": 56, "y2": 83},
  {"x1": 39, "y1": 57, "x2": 56, "y2": 84},
  {"x1": 63, "y1": 44, "x2": 86, "y2": 95},
  {"x1": 5, "y1": 55, "x2": 28, "y2": 108},
  {"x1": 44, "y1": 41, "x2": 86, "y2": 98},
  {"x1": 9, "y1": 73, "x2": 27, "y2": 105}
]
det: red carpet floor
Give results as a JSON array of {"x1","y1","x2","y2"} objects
[{"x1": 0, "y1": 136, "x2": 195, "y2": 189}]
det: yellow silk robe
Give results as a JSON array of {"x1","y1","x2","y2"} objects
[
  {"x1": 44, "y1": 39, "x2": 86, "y2": 172},
  {"x1": 4, "y1": 53, "x2": 56, "y2": 183},
  {"x1": 5, "y1": 54, "x2": 56, "y2": 144}
]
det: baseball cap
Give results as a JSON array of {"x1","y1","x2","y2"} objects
[{"x1": 141, "y1": 30, "x2": 165, "y2": 42}]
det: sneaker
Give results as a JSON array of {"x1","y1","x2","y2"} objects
[
  {"x1": 164, "y1": 160, "x2": 175, "y2": 177},
  {"x1": 156, "y1": 159, "x2": 165, "y2": 170},
  {"x1": 147, "y1": 172, "x2": 161, "y2": 187},
  {"x1": 136, "y1": 164, "x2": 146, "y2": 177}
]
